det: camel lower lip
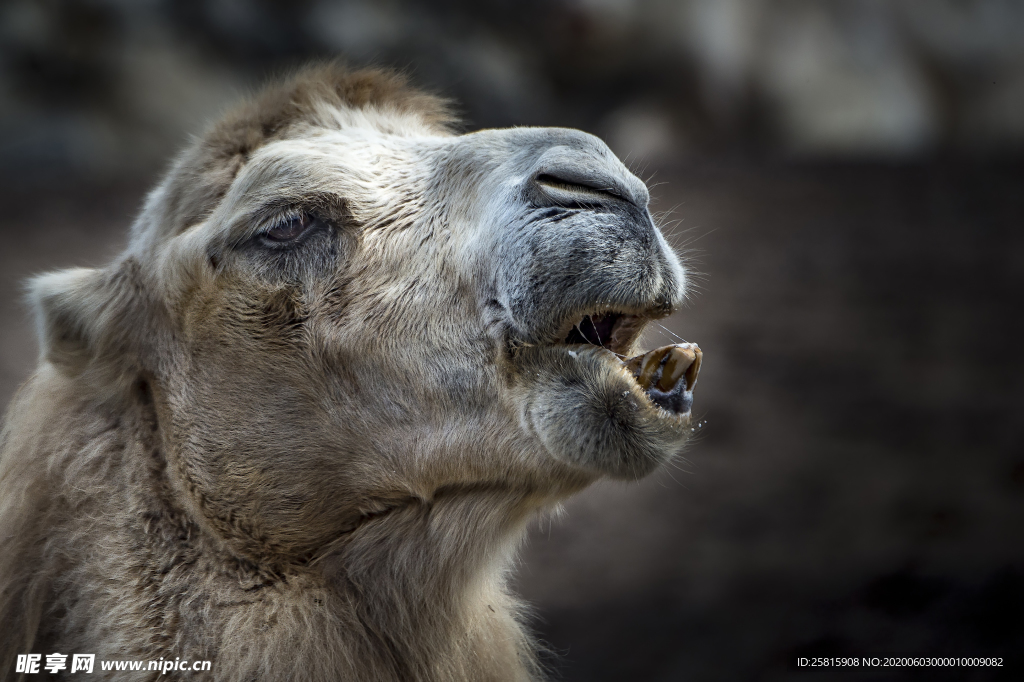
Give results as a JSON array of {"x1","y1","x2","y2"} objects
[{"x1": 522, "y1": 339, "x2": 702, "y2": 477}]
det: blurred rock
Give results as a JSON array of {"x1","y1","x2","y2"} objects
[
  {"x1": 601, "y1": 101, "x2": 685, "y2": 166},
  {"x1": 1, "y1": 0, "x2": 1022, "y2": 183},
  {"x1": 756, "y1": 2, "x2": 938, "y2": 156}
]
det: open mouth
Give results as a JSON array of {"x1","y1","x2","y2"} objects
[{"x1": 556, "y1": 312, "x2": 702, "y2": 416}]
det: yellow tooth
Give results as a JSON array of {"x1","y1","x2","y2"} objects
[
  {"x1": 626, "y1": 344, "x2": 703, "y2": 393},
  {"x1": 638, "y1": 350, "x2": 665, "y2": 390},
  {"x1": 685, "y1": 348, "x2": 702, "y2": 391},
  {"x1": 626, "y1": 346, "x2": 669, "y2": 390},
  {"x1": 657, "y1": 347, "x2": 695, "y2": 392}
]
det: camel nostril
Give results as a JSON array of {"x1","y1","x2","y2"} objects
[
  {"x1": 536, "y1": 174, "x2": 621, "y2": 198},
  {"x1": 533, "y1": 172, "x2": 629, "y2": 208}
]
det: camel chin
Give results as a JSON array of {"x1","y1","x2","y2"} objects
[{"x1": 516, "y1": 338, "x2": 701, "y2": 479}]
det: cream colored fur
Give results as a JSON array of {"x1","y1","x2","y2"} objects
[{"x1": 0, "y1": 64, "x2": 691, "y2": 681}]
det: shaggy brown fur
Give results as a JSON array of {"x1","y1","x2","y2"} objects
[
  {"x1": 140, "y1": 64, "x2": 456, "y2": 252},
  {"x1": 0, "y1": 63, "x2": 694, "y2": 681}
]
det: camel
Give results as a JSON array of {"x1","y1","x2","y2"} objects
[{"x1": 0, "y1": 63, "x2": 701, "y2": 681}]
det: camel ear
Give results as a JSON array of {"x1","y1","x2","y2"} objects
[{"x1": 28, "y1": 265, "x2": 148, "y2": 377}]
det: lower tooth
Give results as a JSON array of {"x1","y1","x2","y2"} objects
[
  {"x1": 624, "y1": 346, "x2": 671, "y2": 390},
  {"x1": 625, "y1": 344, "x2": 702, "y2": 393}
]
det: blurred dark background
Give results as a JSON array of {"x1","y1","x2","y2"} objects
[{"x1": 1, "y1": 1, "x2": 1022, "y2": 680}]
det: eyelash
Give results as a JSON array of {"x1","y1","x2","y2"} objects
[
  {"x1": 258, "y1": 212, "x2": 325, "y2": 247},
  {"x1": 265, "y1": 214, "x2": 309, "y2": 241}
]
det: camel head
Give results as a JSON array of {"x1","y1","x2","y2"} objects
[{"x1": 28, "y1": 65, "x2": 699, "y2": 565}]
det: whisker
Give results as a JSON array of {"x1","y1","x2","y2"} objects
[{"x1": 657, "y1": 323, "x2": 687, "y2": 344}]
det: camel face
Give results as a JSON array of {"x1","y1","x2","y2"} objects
[{"x1": 135, "y1": 121, "x2": 693, "y2": 558}]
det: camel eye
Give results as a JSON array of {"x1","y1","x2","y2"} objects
[{"x1": 264, "y1": 214, "x2": 311, "y2": 243}]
